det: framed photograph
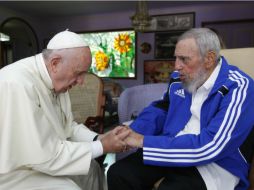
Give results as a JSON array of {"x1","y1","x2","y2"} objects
[
  {"x1": 144, "y1": 59, "x2": 175, "y2": 84},
  {"x1": 154, "y1": 31, "x2": 184, "y2": 59},
  {"x1": 145, "y1": 12, "x2": 195, "y2": 32}
]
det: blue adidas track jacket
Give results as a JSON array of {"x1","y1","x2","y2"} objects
[{"x1": 130, "y1": 57, "x2": 254, "y2": 190}]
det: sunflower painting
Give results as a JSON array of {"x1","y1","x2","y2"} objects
[{"x1": 80, "y1": 30, "x2": 136, "y2": 78}]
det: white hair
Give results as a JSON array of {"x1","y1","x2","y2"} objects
[{"x1": 178, "y1": 28, "x2": 221, "y2": 61}]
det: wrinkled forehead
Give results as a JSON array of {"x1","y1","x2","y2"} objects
[
  {"x1": 84, "y1": 47, "x2": 92, "y2": 63},
  {"x1": 175, "y1": 38, "x2": 200, "y2": 56},
  {"x1": 75, "y1": 47, "x2": 92, "y2": 71}
]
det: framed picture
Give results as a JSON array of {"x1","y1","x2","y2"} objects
[
  {"x1": 144, "y1": 59, "x2": 175, "y2": 84},
  {"x1": 202, "y1": 19, "x2": 254, "y2": 48},
  {"x1": 145, "y1": 12, "x2": 195, "y2": 32},
  {"x1": 79, "y1": 29, "x2": 137, "y2": 79},
  {"x1": 154, "y1": 31, "x2": 184, "y2": 59}
]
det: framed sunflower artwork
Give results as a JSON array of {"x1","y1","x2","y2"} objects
[{"x1": 79, "y1": 29, "x2": 136, "y2": 79}]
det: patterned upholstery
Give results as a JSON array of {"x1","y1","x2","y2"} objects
[{"x1": 69, "y1": 73, "x2": 105, "y2": 133}]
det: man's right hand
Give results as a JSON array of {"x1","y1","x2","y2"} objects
[{"x1": 99, "y1": 126, "x2": 131, "y2": 154}]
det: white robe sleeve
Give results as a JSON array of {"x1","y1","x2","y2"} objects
[
  {"x1": 69, "y1": 123, "x2": 104, "y2": 159},
  {"x1": 70, "y1": 123, "x2": 103, "y2": 159},
  {"x1": 71, "y1": 122, "x2": 98, "y2": 142},
  {"x1": 28, "y1": 141, "x2": 92, "y2": 176}
]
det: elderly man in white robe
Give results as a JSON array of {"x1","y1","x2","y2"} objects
[{"x1": 0, "y1": 30, "x2": 130, "y2": 190}]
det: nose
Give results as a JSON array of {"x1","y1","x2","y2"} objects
[{"x1": 174, "y1": 58, "x2": 183, "y2": 71}]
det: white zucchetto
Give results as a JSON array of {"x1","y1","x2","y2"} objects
[{"x1": 47, "y1": 30, "x2": 88, "y2": 50}]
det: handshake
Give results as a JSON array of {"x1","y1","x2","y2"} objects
[{"x1": 99, "y1": 125, "x2": 143, "y2": 154}]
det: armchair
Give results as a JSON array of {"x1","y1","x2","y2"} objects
[
  {"x1": 118, "y1": 83, "x2": 168, "y2": 124},
  {"x1": 220, "y1": 48, "x2": 254, "y2": 78},
  {"x1": 69, "y1": 73, "x2": 105, "y2": 134},
  {"x1": 104, "y1": 83, "x2": 168, "y2": 174},
  {"x1": 116, "y1": 83, "x2": 168, "y2": 161},
  {"x1": 221, "y1": 47, "x2": 254, "y2": 190}
]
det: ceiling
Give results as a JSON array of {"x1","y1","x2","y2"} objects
[{"x1": 0, "y1": 1, "x2": 227, "y2": 18}]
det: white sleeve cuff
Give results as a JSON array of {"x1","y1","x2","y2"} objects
[{"x1": 91, "y1": 140, "x2": 103, "y2": 159}]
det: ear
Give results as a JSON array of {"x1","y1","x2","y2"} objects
[
  {"x1": 204, "y1": 51, "x2": 216, "y2": 69},
  {"x1": 49, "y1": 55, "x2": 61, "y2": 73}
]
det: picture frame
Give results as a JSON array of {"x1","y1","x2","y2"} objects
[
  {"x1": 154, "y1": 31, "x2": 184, "y2": 59},
  {"x1": 78, "y1": 29, "x2": 137, "y2": 79},
  {"x1": 144, "y1": 59, "x2": 175, "y2": 84},
  {"x1": 145, "y1": 12, "x2": 195, "y2": 32},
  {"x1": 202, "y1": 19, "x2": 254, "y2": 48}
]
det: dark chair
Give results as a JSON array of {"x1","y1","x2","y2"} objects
[{"x1": 239, "y1": 125, "x2": 254, "y2": 190}]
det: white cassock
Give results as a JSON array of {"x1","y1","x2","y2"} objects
[{"x1": 0, "y1": 54, "x2": 106, "y2": 190}]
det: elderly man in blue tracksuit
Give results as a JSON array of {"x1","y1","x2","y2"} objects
[{"x1": 107, "y1": 28, "x2": 254, "y2": 190}]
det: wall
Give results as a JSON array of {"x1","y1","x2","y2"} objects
[
  {"x1": 0, "y1": 6, "x2": 48, "y2": 50},
  {"x1": 1, "y1": 2, "x2": 254, "y2": 88}
]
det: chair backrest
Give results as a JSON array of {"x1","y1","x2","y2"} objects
[
  {"x1": 118, "y1": 83, "x2": 168, "y2": 124},
  {"x1": 220, "y1": 48, "x2": 254, "y2": 190},
  {"x1": 220, "y1": 48, "x2": 254, "y2": 79},
  {"x1": 69, "y1": 73, "x2": 105, "y2": 133}
]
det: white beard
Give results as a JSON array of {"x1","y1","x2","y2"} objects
[{"x1": 182, "y1": 67, "x2": 208, "y2": 94}]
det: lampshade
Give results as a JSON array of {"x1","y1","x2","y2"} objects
[
  {"x1": 130, "y1": 1, "x2": 152, "y2": 32},
  {"x1": 0, "y1": 32, "x2": 10, "y2": 42}
]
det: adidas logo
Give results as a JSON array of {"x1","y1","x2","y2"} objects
[{"x1": 174, "y1": 89, "x2": 185, "y2": 98}]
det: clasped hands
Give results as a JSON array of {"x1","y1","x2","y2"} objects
[{"x1": 100, "y1": 125, "x2": 144, "y2": 154}]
